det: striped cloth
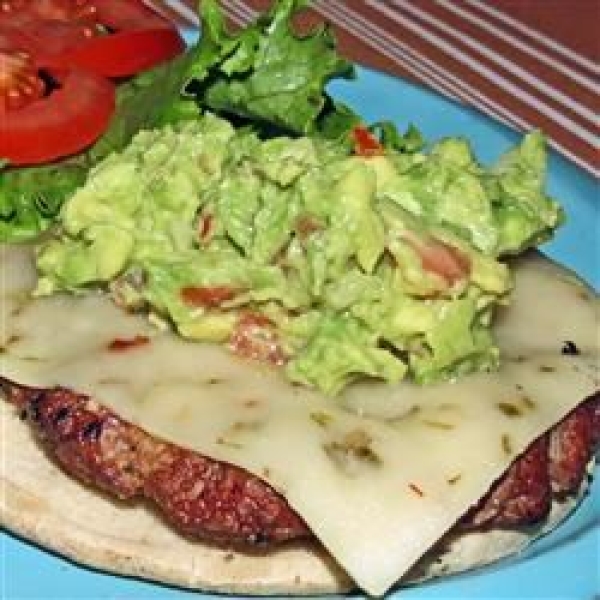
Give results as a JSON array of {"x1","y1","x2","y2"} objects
[{"x1": 148, "y1": 0, "x2": 599, "y2": 177}]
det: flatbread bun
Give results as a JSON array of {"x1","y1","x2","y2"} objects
[{"x1": 0, "y1": 400, "x2": 591, "y2": 596}]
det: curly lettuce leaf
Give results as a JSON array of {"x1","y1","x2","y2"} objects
[
  {"x1": 0, "y1": 160, "x2": 89, "y2": 242},
  {"x1": 0, "y1": 0, "x2": 415, "y2": 242},
  {"x1": 194, "y1": 0, "x2": 355, "y2": 133}
]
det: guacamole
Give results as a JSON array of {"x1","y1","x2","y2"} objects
[{"x1": 36, "y1": 115, "x2": 562, "y2": 394}]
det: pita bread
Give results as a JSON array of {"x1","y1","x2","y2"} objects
[{"x1": 1, "y1": 400, "x2": 591, "y2": 596}]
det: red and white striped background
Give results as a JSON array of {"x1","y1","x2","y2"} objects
[{"x1": 147, "y1": 1, "x2": 599, "y2": 177}]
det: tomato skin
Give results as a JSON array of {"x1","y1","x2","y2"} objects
[
  {"x1": 0, "y1": 3, "x2": 97, "y2": 55},
  {"x1": 13, "y1": 19, "x2": 94, "y2": 56},
  {"x1": 180, "y1": 285, "x2": 238, "y2": 308},
  {"x1": 1, "y1": 1, "x2": 184, "y2": 78},
  {"x1": 47, "y1": 27, "x2": 185, "y2": 78},
  {"x1": 0, "y1": 67, "x2": 115, "y2": 165},
  {"x1": 229, "y1": 313, "x2": 287, "y2": 367},
  {"x1": 352, "y1": 125, "x2": 384, "y2": 157},
  {"x1": 107, "y1": 335, "x2": 150, "y2": 352},
  {"x1": 0, "y1": 0, "x2": 98, "y2": 25},
  {"x1": 402, "y1": 231, "x2": 471, "y2": 285},
  {"x1": 0, "y1": 0, "x2": 170, "y2": 31},
  {"x1": 94, "y1": 0, "x2": 175, "y2": 31},
  {"x1": 0, "y1": 0, "x2": 183, "y2": 166},
  {"x1": 418, "y1": 241, "x2": 470, "y2": 285},
  {"x1": 198, "y1": 213, "x2": 214, "y2": 242},
  {"x1": 0, "y1": 24, "x2": 49, "y2": 61}
]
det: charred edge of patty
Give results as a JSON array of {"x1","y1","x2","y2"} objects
[
  {"x1": 1, "y1": 379, "x2": 311, "y2": 546},
  {"x1": 2, "y1": 377, "x2": 599, "y2": 548}
]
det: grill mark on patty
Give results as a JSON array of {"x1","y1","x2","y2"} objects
[
  {"x1": 81, "y1": 419, "x2": 103, "y2": 441},
  {"x1": 28, "y1": 390, "x2": 45, "y2": 422},
  {"x1": 1, "y1": 377, "x2": 598, "y2": 546},
  {"x1": 52, "y1": 406, "x2": 71, "y2": 425}
]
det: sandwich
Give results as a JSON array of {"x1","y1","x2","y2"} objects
[
  {"x1": 1, "y1": 120, "x2": 598, "y2": 595},
  {"x1": 1, "y1": 247, "x2": 598, "y2": 596},
  {"x1": 1, "y1": 2, "x2": 598, "y2": 597}
]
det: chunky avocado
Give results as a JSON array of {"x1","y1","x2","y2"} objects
[{"x1": 36, "y1": 116, "x2": 562, "y2": 394}]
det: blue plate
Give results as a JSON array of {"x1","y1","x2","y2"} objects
[{"x1": 3, "y1": 54, "x2": 599, "y2": 600}]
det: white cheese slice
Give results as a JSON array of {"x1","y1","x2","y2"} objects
[{"x1": 1, "y1": 245, "x2": 598, "y2": 596}]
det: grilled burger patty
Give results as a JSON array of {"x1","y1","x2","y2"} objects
[{"x1": 2, "y1": 377, "x2": 598, "y2": 547}]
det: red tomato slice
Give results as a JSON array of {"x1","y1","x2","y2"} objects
[
  {"x1": 0, "y1": 0, "x2": 166, "y2": 30},
  {"x1": 94, "y1": 0, "x2": 176, "y2": 31},
  {"x1": 0, "y1": 1, "x2": 182, "y2": 166},
  {"x1": 0, "y1": 66, "x2": 115, "y2": 165},
  {"x1": 0, "y1": 1, "x2": 97, "y2": 54},
  {"x1": 0, "y1": 49, "x2": 44, "y2": 111},
  {"x1": 0, "y1": 1, "x2": 184, "y2": 77},
  {"x1": 13, "y1": 19, "x2": 95, "y2": 55},
  {"x1": 0, "y1": 23, "x2": 42, "y2": 55},
  {"x1": 0, "y1": 0, "x2": 98, "y2": 25},
  {"x1": 48, "y1": 27, "x2": 185, "y2": 78}
]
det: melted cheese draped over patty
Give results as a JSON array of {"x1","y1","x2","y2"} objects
[{"x1": 1, "y1": 245, "x2": 598, "y2": 595}]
